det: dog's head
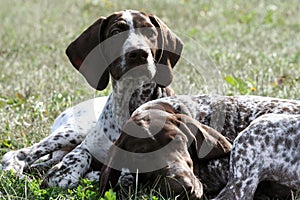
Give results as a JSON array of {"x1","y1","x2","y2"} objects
[
  {"x1": 100, "y1": 102, "x2": 232, "y2": 199},
  {"x1": 66, "y1": 10, "x2": 183, "y2": 90}
]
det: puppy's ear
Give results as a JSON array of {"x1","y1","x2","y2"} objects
[
  {"x1": 100, "y1": 133, "x2": 128, "y2": 195},
  {"x1": 100, "y1": 138, "x2": 122, "y2": 196},
  {"x1": 100, "y1": 160, "x2": 121, "y2": 196},
  {"x1": 178, "y1": 114, "x2": 232, "y2": 160},
  {"x1": 66, "y1": 17, "x2": 109, "y2": 90},
  {"x1": 149, "y1": 14, "x2": 183, "y2": 87}
]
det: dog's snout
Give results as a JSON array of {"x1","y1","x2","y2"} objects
[{"x1": 126, "y1": 49, "x2": 149, "y2": 63}]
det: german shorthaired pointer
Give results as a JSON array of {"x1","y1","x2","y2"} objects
[
  {"x1": 214, "y1": 113, "x2": 300, "y2": 200},
  {"x1": 100, "y1": 94, "x2": 300, "y2": 199},
  {"x1": 100, "y1": 102, "x2": 232, "y2": 199},
  {"x1": 1, "y1": 10, "x2": 183, "y2": 188}
]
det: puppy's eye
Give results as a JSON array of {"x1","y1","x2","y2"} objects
[{"x1": 110, "y1": 29, "x2": 121, "y2": 36}]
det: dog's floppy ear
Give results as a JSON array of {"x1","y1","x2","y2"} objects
[
  {"x1": 149, "y1": 14, "x2": 183, "y2": 87},
  {"x1": 66, "y1": 17, "x2": 109, "y2": 90},
  {"x1": 177, "y1": 114, "x2": 232, "y2": 160},
  {"x1": 100, "y1": 160, "x2": 121, "y2": 196},
  {"x1": 99, "y1": 133, "x2": 129, "y2": 195}
]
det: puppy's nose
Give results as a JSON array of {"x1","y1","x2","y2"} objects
[{"x1": 126, "y1": 49, "x2": 149, "y2": 63}]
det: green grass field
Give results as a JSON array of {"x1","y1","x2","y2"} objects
[{"x1": 0, "y1": 0, "x2": 299, "y2": 199}]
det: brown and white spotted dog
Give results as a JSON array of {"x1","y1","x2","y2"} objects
[
  {"x1": 1, "y1": 10, "x2": 183, "y2": 188},
  {"x1": 100, "y1": 94, "x2": 300, "y2": 199},
  {"x1": 100, "y1": 102, "x2": 232, "y2": 199},
  {"x1": 214, "y1": 113, "x2": 300, "y2": 200}
]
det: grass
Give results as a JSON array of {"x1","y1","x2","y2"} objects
[{"x1": 0, "y1": 0, "x2": 299, "y2": 199}]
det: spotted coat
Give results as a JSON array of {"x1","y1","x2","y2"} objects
[
  {"x1": 104, "y1": 94, "x2": 300, "y2": 198},
  {"x1": 1, "y1": 10, "x2": 182, "y2": 188},
  {"x1": 214, "y1": 113, "x2": 300, "y2": 200}
]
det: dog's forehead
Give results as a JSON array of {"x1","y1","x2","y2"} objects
[
  {"x1": 110, "y1": 10, "x2": 152, "y2": 28},
  {"x1": 131, "y1": 12, "x2": 153, "y2": 28},
  {"x1": 126, "y1": 111, "x2": 188, "y2": 146}
]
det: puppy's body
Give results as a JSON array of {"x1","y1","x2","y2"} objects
[{"x1": 101, "y1": 94, "x2": 300, "y2": 199}]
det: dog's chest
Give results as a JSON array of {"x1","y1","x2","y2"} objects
[{"x1": 98, "y1": 95, "x2": 122, "y2": 142}]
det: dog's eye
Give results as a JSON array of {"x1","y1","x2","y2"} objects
[
  {"x1": 187, "y1": 160, "x2": 193, "y2": 169},
  {"x1": 110, "y1": 29, "x2": 121, "y2": 36},
  {"x1": 143, "y1": 28, "x2": 157, "y2": 38}
]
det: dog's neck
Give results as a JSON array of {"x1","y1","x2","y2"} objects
[{"x1": 111, "y1": 79, "x2": 170, "y2": 128}]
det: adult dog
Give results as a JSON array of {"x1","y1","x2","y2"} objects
[
  {"x1": 100, "y1": 95, "x2": 300, "y2": 199},
  {"x1": 1, "y1": 10, "x2": 183, "y2": 188}
]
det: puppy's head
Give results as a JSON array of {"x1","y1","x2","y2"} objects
[
  {"x1": 100, "y1": 103, "x2": 232, "y2": 199},
  {"x1": 66, "y1": 10, "x2": 183, "y2": 90}
]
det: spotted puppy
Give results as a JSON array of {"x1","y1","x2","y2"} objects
[
  {"x1": 214, "y1": 113, "x2": 300, "y2": 200},
  {"x1": 1, "y1": 10, "x2": 182, "y2": 188},
  {"x1": 100, "y1": 103, "x2": 232, "y2": 199},
  {"x1": 100, "y1": 94, "x2": 300, "y2": 199}
]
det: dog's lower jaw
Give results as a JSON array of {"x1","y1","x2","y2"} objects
[{"x1": 111, "y1": 73, "x2": 157, "y2": 129}]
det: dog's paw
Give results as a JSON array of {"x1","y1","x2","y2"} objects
[
  {"x1": 84, "y1": 171, "x2": 101, "y2": 182},
  {"x1": 41, "y1": 162, "x2": 79, "y2": 188},
  {"x1": 41, "y1": 148, "x2": 91, "y2": 188},
  {"x1": 31, "y1": 150, "x2": 68, "y2": 170},
  {"x1": 1, "y1": 149, "x2": 30, "y2": 174},
  {"x1": 118, "y1": 168, "x2": 134, "y2": 187}
]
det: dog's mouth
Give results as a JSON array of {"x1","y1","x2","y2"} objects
[
  {"x1": 144, "y1": 160, "x2": 203, "y2": 199},
  {"x1": 122, "y1": 63, "x2": 156, "y2": 80},
  {"x1": 110, "y1": 167, "x2": 203, "y2": 200},
  {"x1": 155, "y1": 176, "x2": 203, "y2": 200},
  {"x1": 108, "y1": 45, "x2": 157, "y2": 81}
]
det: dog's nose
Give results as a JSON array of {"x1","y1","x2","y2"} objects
[{"x1": 126, "y1": 49, "x2": 149, "y2": 63}]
